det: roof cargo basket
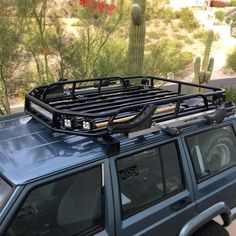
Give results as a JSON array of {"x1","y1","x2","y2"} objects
[{"x1": 25, "y1": 76, "x2": 235, "y2": 139}]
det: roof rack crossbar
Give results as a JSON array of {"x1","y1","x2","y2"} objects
[{"x1": 51, "y1": 88, "x2": 172, "y2": 110}]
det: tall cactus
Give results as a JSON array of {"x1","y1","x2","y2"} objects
[
  {"x1": 127, "y1": 0, "x2": 146, "y2": 76},
  {"x1": 194, "y1": 30, "x2": 214, "y2": 85}
]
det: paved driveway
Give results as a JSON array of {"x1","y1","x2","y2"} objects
[{"x1": 208, "y1": 77, "x2": 236, "y2": 88}]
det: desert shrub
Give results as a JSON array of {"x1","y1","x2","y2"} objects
[
  {"x1": 146, "y1": 4, "x2": 159, "y2": 20},
  {"x1": 224, "y1": 87, "x2": 236, "y2": 103},
  {"x1": 144, "y1": 39, "x2": 193, "y2": 77},
  {"x1": 228, "y1": 0, "x2": 236, "y2": 6},
  {"x1": 193, "y1": 29, "x2": 220, "y2": 42},
  {"x1": 158, "y1": 7, "x2": 175, "y2": 23},
  {"x1": 184, "y1": 37, "x2": 194, "y2": 45},
  {"x1": 215, "y1": 10, "x2": 225, "y2": 23},
  {"x1": 147, "y1": 6, "x2": 175, "y2": 21},
  {"x1": 147, "y1": 31, "x2": 159, "y2": 39},
  {"x1": 227, "y1": 46, "x2": 236, "y2": 71},
  {"x1": 226, "y1": 0, "x2": 236, "y2": 7},
  {"x1": 173, "y1": 32, "x2": 184, "y2": 41},
  {"x1": 175, "y1": 8, "x2": 199, "y2": 32},
  {"x1": 93, "y1": 39, "x2": 128, "y2": 77},
  {"x1": 231, "y1": 21, "x2": 236, "y2": 36}
]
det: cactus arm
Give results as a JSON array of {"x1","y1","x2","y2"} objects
[
  {"x1": 194, "y1": 30, "x2": 214, "y2": 85},
  {"x1": 201, "y1": 30, "x2": 214, "y2": 71},
  {"x1": 194, "y1": 56, "x2": 201, "y2": 83},
  {"x1": 204, "y1": 57, "x2": 214, "y2": 83}
]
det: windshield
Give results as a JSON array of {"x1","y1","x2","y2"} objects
[{"x1": 0, "y1": 178, "x2": 12, "y2": 208}]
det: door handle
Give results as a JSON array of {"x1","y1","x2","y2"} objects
[{"x1": 171, "y1": 196, "x2": 192, "y2": 211}]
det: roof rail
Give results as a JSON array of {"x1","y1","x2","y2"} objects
[{"x1": 25, "y1": 75, "x2": 234, "y2": 139}]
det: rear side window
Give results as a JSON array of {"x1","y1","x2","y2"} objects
[
  {"x1": 186, "y1": 125, "x2": 236, "y2": 181},
  {"x1": 5, "y1": 166, "x2": 104, "y2": 236},
  {"x1": 116, "y1": 142, "x2": 184, "y2": 218}
]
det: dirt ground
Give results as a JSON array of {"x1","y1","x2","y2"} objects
[
  {"x1": 227, "y1": 222, "x2": 236, "y2": 235},
  {"x1": 215, "y1": 216, "x2": 236, "y2": 235}
]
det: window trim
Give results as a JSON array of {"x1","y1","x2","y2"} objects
[
  {"x1": 185, "y1": 124, "x2": 236, "y2": 183},
  {"x1": 115, "y1": 141, "x2": 185, "y2": 219},
  {"x1": 4, "y1": 164, "x2": 105, "y2": 236}
]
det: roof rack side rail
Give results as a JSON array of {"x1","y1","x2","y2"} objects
[{"x1": 39, "y1": 76, "x2": 150, "y2": 101}]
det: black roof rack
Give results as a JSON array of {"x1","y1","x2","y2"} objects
[{"x1": 25, "y1": 75, "x2": 234, "y2": 141}]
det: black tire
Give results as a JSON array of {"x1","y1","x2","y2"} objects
[
  {"x1": 192, "y1": 220, "x2": 229, "y2": 236},
  {"x1": 199, "y1": 129, "x2": 236, "y2": 173}
]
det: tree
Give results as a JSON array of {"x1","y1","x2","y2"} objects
[
  {"x1": 0, "y1": 1, "x2": 22, "y2": 115},
  {"x1": 47, "y1": 0, "x2": 125, "y2": 79},
  {"x1": 17, "y1": 0, "x2": 53, "y2": 85}
]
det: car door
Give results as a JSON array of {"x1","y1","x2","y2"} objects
[
  {"x1": 183, "y1": 122, "x2": 236, "y2": 214},
  {"x1": 1, "y1": 159, "x2": 115, "y2": 236},
  {"x1": 111, "y1": 138, "x2": 197, "y2": 236}
]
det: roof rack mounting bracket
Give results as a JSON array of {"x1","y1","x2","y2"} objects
[
  {"x1": 205, "y1": 107, "x2": 227, "y2": 124},
  {"x1": 101, "y1": 136, "x2": 120, "y2": 155},
  {"x1": 161, "y1": 125, "x2": 181, "y2": 137}
]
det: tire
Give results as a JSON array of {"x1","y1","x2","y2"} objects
[
  {"x1": 199, "y1": 129, "x2": 236, "y2": 173},
  {"x1": 192, "y1": 220, "x2": 229, "y2": 236}
]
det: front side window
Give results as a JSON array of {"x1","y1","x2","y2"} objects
[
  {"x1": 116, "y1": 142, "x2": 184, "y2": 218},
  {"x1": 6, "y1": 166, "x2": 104, "y2": 236},
  {"x1": 0, "y1": 177, "x2": 12, "y2": 208},
  {"x1": 186, "y1": 125, "x2": 236, "y2": 181}
]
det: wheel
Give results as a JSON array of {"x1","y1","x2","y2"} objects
[
  {"x1": 200, "y1": 129, "x2": 236, "y2": 173},
  {"x1": 192, "y1": 220, "x2": 229, "y2": 236}
]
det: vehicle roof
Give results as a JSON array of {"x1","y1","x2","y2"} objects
[
  {"x1": 2, "y1": 111, "x2": 232, "y2": 186},
  {"x1": 0, "y1": 112, "x2": 166, "y2": 185},
  {"x1": 0, "y1": 112, "x2": 111, "y2": 185}
]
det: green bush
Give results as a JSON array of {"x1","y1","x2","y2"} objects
[
  {"x1": 193, "y1": 30, "x2": 220, "y2": 42},
  {"x1": 184, "y1": 37, "x2": 194, "y2": 45},
  {"x1": 215, "y1": 10, "x2": 225, "y2": 23},
  {"x1": 147, "y1": 31, "x2": 159, "y2": 39},
  {"x1": 228, "y1": 0, "x2": 236, "y2": 6},
  {"x1": 144, "y1": 39, "x2": 193, "y2": 76},
  {"x1": 226, "y1": 14, "x2": 236, "y2": 25},
  {"x1": 227, "y1": 46, "x2": 236, "y2": 71},
  {"x1": 175, "y1": 8, "x2": 199, "y2": 32},
  {"x1": 158, "y1": 7, "x2": 175, "y2": 22},
  {"x1": 224, "y1": 87, "x2": 236, "y2": 103},
  {"x1": 173, "y1": 32, "x2": 184, "y2": 41},
  {"x1": 94, "y1": 39, "x2": 128, "y2": 77},
  {"x1": 146, "y1": 6, "x2": 174, "y2": 22}
]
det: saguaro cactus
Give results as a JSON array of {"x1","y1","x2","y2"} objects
[
  {"x1": 127, "y1": 0, "x2": 146, "y2": 76},
  {"x1": 194, "y1": 30, "x2": 214, "y2": 85}
]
